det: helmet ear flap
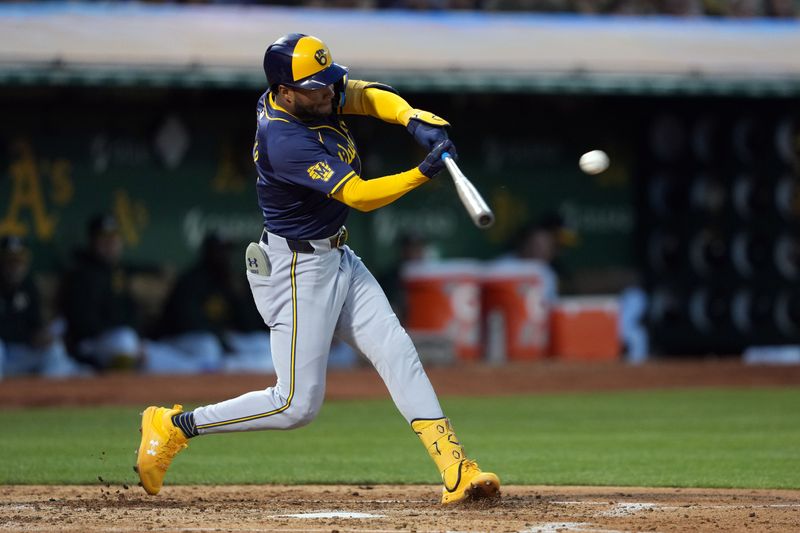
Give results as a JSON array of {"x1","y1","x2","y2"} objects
[{"x1": 333, "y1": 71, "x2": 348, "y2": 109}]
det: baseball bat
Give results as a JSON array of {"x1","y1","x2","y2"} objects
[{"x1": 441, "y1": 152, "x2": 495, "y2": 229}]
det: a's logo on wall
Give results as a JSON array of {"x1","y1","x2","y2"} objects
[
  {"x1": 314, "y1": 49, "x2": 328, "y2": 66},
  {"x1": 307, "y1": 161, "x2": 334, "y2": 182}
]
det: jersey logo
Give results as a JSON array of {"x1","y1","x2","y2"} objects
[
  {"x1": 314, "y1": 49, "x2": 328, "y2": 66},
  {"x1": 307, "y1": 161, "x2": 334, "y2": 182},
  {"x1": 337, "y1": 142, "x2": 356, "y2": 165}
]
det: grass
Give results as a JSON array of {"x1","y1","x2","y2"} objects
[{"x1": 0, "y1": 388, "x2": 798, "y2": 489}]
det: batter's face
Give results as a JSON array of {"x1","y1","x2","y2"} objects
[{"x1": 278, "y1": 84, "x2": 335, "y2": 120}]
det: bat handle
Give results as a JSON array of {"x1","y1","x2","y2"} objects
[{"x1": 441, "y1": 151, "x2": 452, "y2": 161}]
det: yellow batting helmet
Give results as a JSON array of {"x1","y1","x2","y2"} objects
[{"x1": 263, "y1": 33, "x2": 348, "y2": 92}]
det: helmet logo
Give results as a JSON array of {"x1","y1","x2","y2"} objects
[{"x1": 314, "y1": 49, "x2": 328, "y2": 66}]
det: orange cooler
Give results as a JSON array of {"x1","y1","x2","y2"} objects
[
  {"x1": 550, "y1": 296, "x2": 620, "y2": 360},
  {"x1": 402, "y1": 260, "x2": 482, "y2": 360},
  {"x1": 482, "y1": 260, "x2": 554, "y2": 361}
]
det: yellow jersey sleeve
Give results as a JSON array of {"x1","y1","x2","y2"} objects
[
  {"x1": 341, "y1": 80, "x2": 449, "y2": 128},
  {"x1": 331, "y1": 168, "x2": 429, "y2": 211}
]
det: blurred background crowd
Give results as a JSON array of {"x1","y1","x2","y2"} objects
[
  {"x1": 243, "y1": 0, "x2": 799, "y2": 17},
  {"x1": 6, "y1": 0, "x2": 793, "y2": 18},
  {"x1": 0, "y1": 221, "x2": 276, "y2": 378},
  {"x1": 0, "y1": 210, "x2": 581, "y2": 378},
  {"x1": 0, "y1": 214, "x2": 362, "y2": 378}
]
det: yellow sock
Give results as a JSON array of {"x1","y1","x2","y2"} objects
[{"x1": 411, "y1": 418, "x2": 466, "y2": 491}]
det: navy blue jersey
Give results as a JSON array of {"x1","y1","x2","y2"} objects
[{"x1": 253, "y1": 91, "x2": 361, "y2": 240}]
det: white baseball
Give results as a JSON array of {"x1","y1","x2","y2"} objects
[{"x1": 579, "y1": 150, "x2": 610, "y2": 175}]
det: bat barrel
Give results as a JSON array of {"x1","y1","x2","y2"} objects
[
  {"x1": 440, "y1": 152, "x2": 495, "y2": 229},
  {"x1": 477, "y1": 213, "x2": 495, "y2": 228}
]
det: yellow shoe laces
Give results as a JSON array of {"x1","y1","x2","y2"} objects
[
  {"x1": 155, "y1": 427, "x2": 188, "y2": 471},
  {"x1": 461, "y1": 459, "x2": 480, "y2": 474}
]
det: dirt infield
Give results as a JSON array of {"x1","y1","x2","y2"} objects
[
  {"x1": 2, "y1": 484, "x2": 799, "y2": 532},
  {"x1": 3, "y1": 360, "x2": 799, "y2": 532}
]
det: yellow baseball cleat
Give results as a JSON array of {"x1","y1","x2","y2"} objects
[
  {"x1": 135, "y1": 404, "x2": 188, "y2": 495},
  {"x1": 441, "y1": 460, "x2": 501, "y2": 505}
]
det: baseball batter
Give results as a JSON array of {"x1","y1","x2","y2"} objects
[{"x1": 136, "y1": 33, "x2": 500, "y2": 505}]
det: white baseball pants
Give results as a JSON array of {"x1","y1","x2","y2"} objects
[{"x1": 193, "y1": 234, "x2": 444, "y2": 433}]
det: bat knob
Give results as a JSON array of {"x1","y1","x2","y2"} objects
[{"x1": 441, "y1": 151, "x2": 451, "y2": 161}]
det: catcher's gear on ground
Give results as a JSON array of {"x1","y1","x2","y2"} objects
[
  {"x1": 263, "y1": 33, "x2": 348, "y2": 103},
  {"x1": 418, "y1": 140, "x2": 457, "y2": 178},
  {"x1": 412, "y1": 418, "x2": 501, "y2": 504},
  {"x1": 135, "y1": 404, "x2": 188, "y2": 495}
]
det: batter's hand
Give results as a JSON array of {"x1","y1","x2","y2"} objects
[
  {"x1": 404, "y1": 109, "x2": 450, "y2": 150},
  {"x1": 418, "y1": 140, "x2": 457, "y2": 178},
  {"x1": 408, "y1": 118, "x2": 449, "y2": 150}
]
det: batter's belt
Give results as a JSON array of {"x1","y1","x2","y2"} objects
[{"x1": 261, "y1": 226, "x2": 348, "y2": 254}]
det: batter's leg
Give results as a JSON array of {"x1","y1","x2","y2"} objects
[
  {"x1": 334, "y1": 248, "x2": 500, "y2": 504},
  {"x1": 334, "y1": 248, "x2": 443, "y2": 422},
  {"x1": 135, "y1": 247, "x2": 349, "y2": 495},
  {"x1": 194, "y1": 248, "x2": 348, "y2": 433}
]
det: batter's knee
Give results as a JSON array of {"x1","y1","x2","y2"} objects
[
  {"x1": 281, "y1": 403, "x2": 320, "y2": 429},
  {"x1": 281, "y1": 387, "x2": 325, "y2": 429}
]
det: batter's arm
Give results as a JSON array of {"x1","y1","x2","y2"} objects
[
  {"x1": 331, "y1": 169, "x2": 428, "y2": 212},
  {"x1": 341, "y1": 80, "x2": 449, "y2": 128},
  {"x1": 330, "y1": 140, "x2": 454, "y2": 212}
]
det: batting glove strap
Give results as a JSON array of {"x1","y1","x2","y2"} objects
[
  {"x1": 407, "y1": 119, "x2": 450, "y2": 151},
  {"x1": 399, "y1": 108, "x2": 450, "y2": 128},
  {"x1": 418, "y1": 139, "x2": 457, "y2": 179}
]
